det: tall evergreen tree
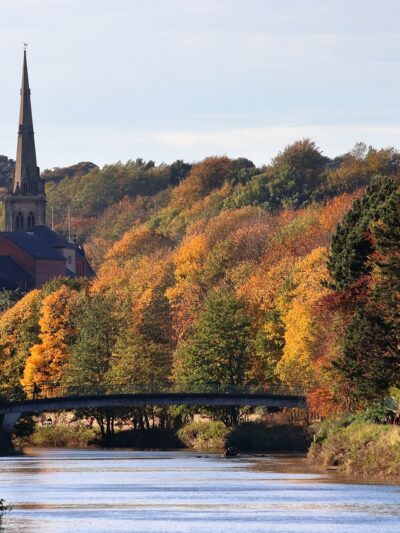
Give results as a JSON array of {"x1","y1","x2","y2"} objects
[
  {"x1": 330, "y1": 178, "x2": 400, "y2": 400},
  {"x1": 327, "y1": 177, "x2": 397, "y2": 291},
  {"x1": 337, "y1": 308, "x2": 399, "y2": 400}
]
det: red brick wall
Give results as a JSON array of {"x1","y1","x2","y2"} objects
[
  {"x1": 0, "y1": 235, "x2": 66, "y2": 288},
  {"x1": 36, "y1": 259, "x2": 66, "y2": 288},
  {"x1": 0, "y1": 235, "x2": 36, "y2": 275}
]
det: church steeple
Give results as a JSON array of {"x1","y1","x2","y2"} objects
[
  {"x1": 13, "y1": 49, "x2": 42, "y2": 195},
  {"x1": 4, "y1": 48, "x2": 46, "y2": 231}
]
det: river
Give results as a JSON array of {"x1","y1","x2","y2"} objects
[{"x1": 0, "y1": 449, "x2": 399, "y2": 532}]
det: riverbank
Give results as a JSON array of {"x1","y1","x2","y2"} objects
[
  {"x1": 308, "y1": 417, "x2": 400, "y2": 482},
  {"x1": 10, "y1": 417, "x2": 400, "y2": 483},
  {"x1": 178, "y1": 421, "x2": 311, "y2": 452},
  {"x1": 16, "y1": 420, "x2": 311, "y2": 453}
]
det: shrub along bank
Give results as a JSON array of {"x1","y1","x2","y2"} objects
[
  {"x1": 178, "y1": 420, "x2": 310, "y2": 451},
  {"x1": 308, "y1": 415, "x2": 400, "y2": 482},
  {"x1": 178, "y1": 421, "x2": 229, "y2": 449},
  {"x1": 15, "y1": 419, "x2": 310, "y2": 452},
  {"x1": 22, "y1": 424, "x2": 98, "y2": 448}
]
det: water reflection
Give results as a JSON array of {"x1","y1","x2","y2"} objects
[{"x1": 0, "y1": 449, "x2": 399, "y2": 533}]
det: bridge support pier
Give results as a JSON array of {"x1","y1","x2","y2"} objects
[{"x1": 2, "y1": 412, "x2": 21, "y2": 436}]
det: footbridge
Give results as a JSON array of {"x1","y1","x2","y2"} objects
[{"x1": 0, "y1": 383, "x2": 307, "y2": 434}]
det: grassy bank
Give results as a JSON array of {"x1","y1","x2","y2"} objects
[
  {"x1": 17, "y1": 420, "x2": 310, "y2": 452},
  {"x1": 309, "y1": 417, "x2": 400, "y2": 481},
  {"x1": 178, "y1": 420, "x2": 310, "y2": 451},
  {"x1": 18, "y1": 425, "x2": 184, "y2": 449},
  {"x1": 20, "y1": 424, "x2": 98, "y2": 448},
  {"x1": 178, "y1": 421, "x2": 229, "y2": 449}
]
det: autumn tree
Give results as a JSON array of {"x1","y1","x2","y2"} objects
[
  {"x1": 0, "y1": 290, "x2": 22, "y2": 313},
  {"x1": 106, "y1": 267, "x2": 176, "y2": 431},
  {"x1": 226, "y1": 139, "x2": 330, "y2": 210},
  {"x1": 0, "y1": 290, "x2": 41, "y2": 397},
  {"x1": 321, "y1": 144, "x2": 400, "y2": 197},
  {"x1": 174, "y1": 290, "x2": 252, "y2": 425},
  {"x1": 276, "y1": 247, "x2": 330, "y2": 389},
  {"x1": 107, "y1": 272, "x2": 174, "y2": 391},
  {"x1": 248, "y1": 310, "x2": 285, "y2": 386},
  {"x1": 22, "y1": 285, "x2": 80, "y2": 388},
  {"x1": 61, "y1": 293, "x2": 120, "y2": 440},
  {"x1": 63, "y1": 293, "x2": 118, "y2": 390}
]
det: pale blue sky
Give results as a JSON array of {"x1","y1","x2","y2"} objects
[{"x1": 1, "y1": 0, "x2": 400, "y2": 169}]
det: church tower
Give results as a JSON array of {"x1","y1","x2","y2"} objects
[{"x1": 4, "y1": 49, "x2": 46, "y2": 231}]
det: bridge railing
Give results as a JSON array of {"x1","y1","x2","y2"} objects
[{"x1": 0, "y1": 381, "x2": 306, "y2": 403}]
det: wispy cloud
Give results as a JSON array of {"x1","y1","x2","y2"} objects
[
  {"x1": 1, "y1": 1, "x2": 400, "y2": 167},
  {"x1": 152, "y1": 124, "x2": 400, "y2": 162},
  {"x1": 21, "y1": 123, "x2": 400, "y2": 168}
]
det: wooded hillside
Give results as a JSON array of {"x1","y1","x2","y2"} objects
[{"x1": 0, "y1": 139, "x2": 398, "y2": 420}]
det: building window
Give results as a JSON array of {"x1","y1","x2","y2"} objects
[
  {"x1": 27, "y1": 212, "x2": 35, "y2": 229},
  {"x1": 16, "y1": 212, "x2": 24, "y2": 230},
  {"x1": 23, "y1": 183, "x2": 28, "y2": 194}
]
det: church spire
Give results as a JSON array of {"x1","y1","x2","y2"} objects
[
  {"x1": 12, "y1": 48, "x2": 42, "y2": 195},
  {"x1": 4, "y1": 48, "x2": 46, "y2": 231}
]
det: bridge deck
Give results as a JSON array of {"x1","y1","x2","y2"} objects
[{"x1": 0, "y1": 392, "x2": 306, "y2": 415}]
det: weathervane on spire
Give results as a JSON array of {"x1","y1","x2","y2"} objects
[{"x1": 23, "y1": 43, "x2": 28, "y2": 51}]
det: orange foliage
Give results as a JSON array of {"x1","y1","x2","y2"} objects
[
  {"x1": 170, "y1": 156, "x2": 231, "y2": 209},
  {"x1": 106, "y1": 226, "x2": 171, "y2": 262},
  {"x1": 22, "y1": 286, "x2": 80, "y2": 387},
  {"x1": 0, "y1": 290, "x2": 41, "y2": 390}
]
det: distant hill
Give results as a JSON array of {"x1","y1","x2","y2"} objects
[
  {"x1": 1, "y1": 140, "x2": 400, "y2": 264},
  {"x1": 42, "y1": 162, "x2": 98, "y2": 184}
]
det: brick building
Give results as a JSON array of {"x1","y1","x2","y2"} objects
[{"x1": 0, "y1": 50, "x2": 93, "y2": 291}]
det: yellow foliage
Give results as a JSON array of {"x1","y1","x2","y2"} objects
[
  {"x1": 166, "y1": 234, "x2": 207, "y2": 301},
  {"x1": 0, "y1": 290, "x2": 41, "y2": 390},
  {"x1": 276, "y1": 247, "x2": 331, "y2": 387},
  {"x1": 240, "y1": 256, "x2": 296, "y2": 310},
  {"x1": 0, "y1": 290, "x2": 41, "y2": 346},
  {"x1": 22, "y1": 286, "x2": 80, "y2": 387}
]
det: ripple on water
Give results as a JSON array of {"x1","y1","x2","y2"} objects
[{"x1": 0, "y1": 449, "x2": 399, "y2": 533}]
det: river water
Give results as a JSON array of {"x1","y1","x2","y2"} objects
[{"x1": 0, "y1": 449, "x2": 399, "y2": 532}]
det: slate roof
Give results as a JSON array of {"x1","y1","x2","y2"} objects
[
  {"x1": 29, "y1": 225, "x2": 75, "y2": 249},
  {"x1": 0, "y1": 231, "x2": 66, "y2": 260},
  {"x1": 0, "y1": 256, "x2": 34, "y2": 290}
]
